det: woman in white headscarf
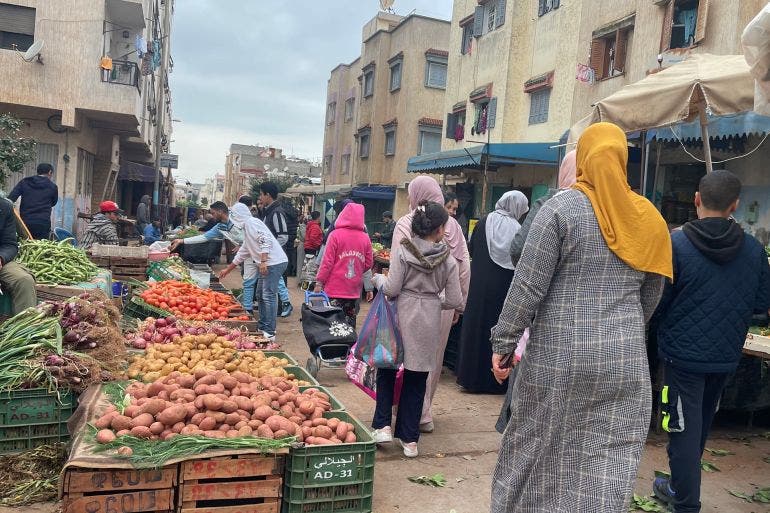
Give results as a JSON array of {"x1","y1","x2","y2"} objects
[{"x1": 455, "y1": 190, "x2": 529, "y2": 394}]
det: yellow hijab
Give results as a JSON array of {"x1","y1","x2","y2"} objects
[{"x1": 573, "y1": 123, "x2": 673, "y2": 279}]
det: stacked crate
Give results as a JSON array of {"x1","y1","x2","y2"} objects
[{"x1": 61, "y1": 467, "x2": 178, "y2": 513}]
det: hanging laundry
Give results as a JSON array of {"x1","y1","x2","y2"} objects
[
  {"x1": 454, "y1": 123, "x2": 464, "y2": 142},
  {"x1": 141, "y1": 54, "x2": 152, "y2": 76},
  {"x1": 151, "y1": 40, "x2": 162, "y2": 70},
  {"x1": 135, "y1": 35, "x2": 147, "y2": 58},
  {"x1": 100, "y1": 56, "x2": 113, "y2": 71}
]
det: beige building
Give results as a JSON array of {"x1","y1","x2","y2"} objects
[
  {"x1": 201, "y1": 173, "x2": 225, "y2": 206},
  {"x1": 0, "y1": 0, "x2": 174, "y2": 233},
  {"x1": 322, "y1": 12, "x2": 450, "y2": 218}
]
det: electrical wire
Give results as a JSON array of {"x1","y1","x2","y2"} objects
[{"x1": 668, "y1": 125, "x2": 770, "y2": 164}]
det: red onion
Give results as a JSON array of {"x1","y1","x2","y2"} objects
[
  {"x1": 156, "y1": 318, "x2": 168, "y2": 328},
  {"x1": 132, "y1": 340, "x2": 147, "y2": 349}
]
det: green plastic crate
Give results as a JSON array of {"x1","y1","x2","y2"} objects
[
  {"x1": 299, "y1": 384, "x2": 345, "y2": 412},
  {"x1": 283, "y1": 412, "x2": 374, "y2": 513},
  {"x1": 0, "y1": 388, "x2": 76, "y2": 454},
  {"x1": 285, "y1": 365, "x2": 320, "y2": 386}
]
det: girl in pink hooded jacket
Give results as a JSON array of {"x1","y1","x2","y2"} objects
[{"x1": 315, "y1": 202, "x2": 374, "y2": 327}]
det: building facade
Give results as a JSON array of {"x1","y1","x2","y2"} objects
[
  {"x1": 0, "y1": 0, "x2": 174, "y2": 232},
  {"x1": 201, "y1": 173, "x2": 224, "y2": 206},
  {"x1": 322, "y1": 12, "x2": 450, "y2": 217}
]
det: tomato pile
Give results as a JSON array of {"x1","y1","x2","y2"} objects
[{"x1": 139, "y1": 280, "x2": 251, "y2": 321}]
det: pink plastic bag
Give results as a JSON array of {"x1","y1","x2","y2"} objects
[
  {"x1": 345, "y1": 346, "x2": 403, "y2": 404},
  {"x1": 514, "y1": 328, "x2": 530, "y2": 363}
]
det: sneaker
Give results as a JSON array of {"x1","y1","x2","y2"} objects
[
  {"x1": 262, "y1": 331, "x2": 276, "y2": 342},
  {"x1": 653, "y1": 476, "x2": 675, "y2": 509},
  {"x1": 419, "y1": 421, "x2": 434, "y2": 433},
  {"x1": 280, "y1": 303, "x2": 294, "y2": 318},
  {"x1": 374, "y1": 427, "x2": 393, "y2": 444},
  {"x1": 400, "y1": 440, "x2": 418, "y2": 458}
]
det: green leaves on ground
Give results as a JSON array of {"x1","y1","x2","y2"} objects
[
  {"x1": 629, "y1": 494, "x2": 664, "y2": 512},
  {"x1": 700, "y1": 460, "x2": 720, "y2": 472},
  {"x1": 728, "y1": 488, "x2": 770, "y2": 503},
  {"x1": 408, "y1": 473, "x2": 447, "y2": 487},
  {"x1": 704, "y1": 447, "x2": 733, "y2": 457}
]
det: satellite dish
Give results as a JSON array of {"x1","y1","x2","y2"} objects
[
  {"x1": 380, "y1": 0, "x2": 394, "y2": 11},
  {"x1": 20, "y1": 40, "x2": 44, "y2": 64}
]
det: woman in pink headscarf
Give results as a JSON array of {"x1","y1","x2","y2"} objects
[{"x1": 391, "y1": 176, "x2": 470, "y2": 433}]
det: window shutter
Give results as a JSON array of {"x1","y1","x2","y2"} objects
[
  {"x1": 0, "y1": 4, "x2": 35, "y2": 35},
  {"x1": 614, "y1": 30, "x2": 627, "y2": 73},
  {"x1": 487, "y1": 97, "x2": 498, "y2": 129},
  {"x1": 473, "y1": 6, "x2": 484, "y2": 37},
  {"x1": 446, "y1": 113, "x2": 456, "y2": 139},
  {"x1": 589, "y1": 38, "x2": 606, "y2": 78},
  {"x1": 496, "y1": 0, "x2": 506, "y2": 27},
  {"x1": 660, "y1": 0, "x2": 674, "y2": 52},
  {"x1": 694, "y1": 0, "x2": 709, "y2": 43}
]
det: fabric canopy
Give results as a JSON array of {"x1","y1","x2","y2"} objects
[
  {"x1": 742, "y1": 3, "x2": 770, "y2": 116},
  {"x1": 350, "y1": 185, "x2": 396, "y2": 200},
  {"x1": 407, "y1": 142, "x2": 558, "y2": 174},
  {"x1": 570, "y1": 54, "x2": 755, "y2": 141},
  {"x1": 654, "y1": 111, "x2": 770, "y2": 142},
  {"x1": 118, "y1": 161, "x2": 164, "y2": 183}
]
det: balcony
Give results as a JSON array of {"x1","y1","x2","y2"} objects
[{"x1": 102, "y1": 60, "x2": 140, "y2": 90}]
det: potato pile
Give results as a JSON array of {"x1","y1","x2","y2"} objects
[
  {"x1": 125, "y1": 334, "x2": 308, "y2": 385},
  {"x1": 95, "y1": 370, "x2": 357, "y2": 445}
]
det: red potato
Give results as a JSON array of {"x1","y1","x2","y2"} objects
[
  {"x1": 172, "y1": 422, "x2": 186, "y2": 433},
  {"x1": 233, "y1": 396, "x2": 253, "y2": 412},
  {"x1": 139, "y1": 399, "x2": 167, "y2": 416},
  {"x1": 313, "y1": 425, "x2": 333, "y2": 439},
  {"x1": 253, "y1": 405, "x2": 274, "y2": 421},
  {"x1": 194, "y1": 374, "x2": 217, "y2": 386},
  {"x1": 130, "y1": 426, "x2": 153, "y2": 438},
  {"x1": 205, "y1": 383, "x2": 225, "y2": 395},
  {"x1": 298, "y1": 401, "x2": 315, "y2": 416},
  {"x1": 149, "y1": 422, "x2": 165, "y2": 435},
  {"x1": 194, "y1": 384, "x2": 208, "y2": 396},
  {"x1": 199, "y1": 417, "x2": 217, "y2": 431},
  {"x1": 131, "y1": 413, "x2": 155, "y2": 428},
  {"x1": 146, "y1": 382, "x2": 165, "y2": 397},
  {"x1": 116, "y1": 429, "x2": 130, "y2": 437},
  {"x1": 256, "y1": 425, "x2": 274, "y2": 438},
  {"x1": 95, "y1": 411, "x2": 118, "y2": 429},
  {"x1": 202, "y1": 395, "x2": 223, "y2": 411},
  {"x1": 180, "y1": 425, "x2": 199, "y2": 435},
  {"x1": 164, "y1": 432, "x2": 179, "y2": 440},
  {"x1": 157, "y1": 404, "x2": 187, "y2": 426},
  {"x1": 170, "y1": 389, "x2": 195, "y2": 402},
  {"x1": 123, "y1": 405, "x2": 140, "y2": 418},
  {"x1": 177, "y1": 374, "x2": 196, "y2": 388},
  {"x1": 194, "y1": 396, "x2": 205, "y2": 410},
  {"x1": 235, "y1": 420, "x2": 248, "y2": 430},
  {"x1": 237, "y1": 425, "x2": 253, "y2": 436},
  {"x1": 288, "y1": 416, "x2": 303, "y2": 425},
  {"x1": 311, "y1": 418, "x2": 327, "y2": 427},
  {"x1": 96, "y1": 429, "x2": 116, "y2": 444},
  {"x1": 111, "y1": 415, "x2": 133, "y2": 431},
  {"x1": 226, "y1": 430, "x2": 240, "y2": 438},
  {"x1": 135, "y1": 397, "x2": 149, "y2": 406},
  {"x1": 160, "y1": 429, "x2": 172, "y2": 439},
  {"x1": 203, "y1": 430, "x2": 226, "y2": 439},
  {"x1": 190, "y1": 413, "x2": 205, "y2": 426},
  {"x1": 117, "y1": 446, "x2": 133, "y2": 456},
  {"x1": 344, "y1": 432, "x2": 357, "y2": 443},
  {"x1": 273, "y1": 429, "x2": 290, "y2": 439},
  {"x1": 301, "y1": 426, "x2": 312, "y2": 439},
  {"x1": 184, "y1": 402, "x2": 197, "y2": 418},
  {"x1": 311, "y1": 408, "x2": 324, "y2": 420},
  {"x1": 280, "y1": 405, "x2": 294, "y2": 417},
  {"x1": 205, "y1": 411, "x2": 226, "y2": 423},
  {"x1": 217, "y1": 424, "x2": 231, "y2": 432},
  {"x1": 270, "y1": 400, "x2": 280, "y2": 409},
  {"x1": 224, "y1": 413, "x2": 241, "y2": 426},
  {"x1": 248, "y1": 420, "x2": 263, "y2": 430},
  {"x1": 219, "y1": 375, "x2": 238, "y2": 390},
  {"x1": 220, "y1": 400, "x2": 238, "y2": 414},
  {"x1": 327, "y1": 418, "x2": 340, "y2": 430}
]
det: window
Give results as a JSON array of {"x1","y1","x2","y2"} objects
[
  {"x1": 446, "y1": 108, "x2": 467, "y2": 141},
  {"x1": 389, "y1": 56, "x2": 402, "y2": 92},
  {"x1": 363, "y1": 65, "x2": 375, "y2": 98},
  {"x1": 344, "y1": 98, "x2": 354, "y2": 121},
  {"x1": 358, "y1": 130, "x2": 371, "y2": 158},
  {"x1": 473, "y1": 0, "x2": 506, "y2": 38},
  {"x1": 425, "y1": 54, "x2": 448, "y2": 89},
  {"x1": 538, "y1": 0, "x2": 561, "y2": 17},
  {"x1": 341, "y1": 153, "x2": 351, "y2": 175},
  {"x1": 664, "y1": 0, "x2": 707, "y2": 50},
  {"x1": 590, "y1": 27, "x2": 631, "y2": 80},
  {"x1": 323, "y1": 155, "x2": 333, "y2": 175},
  {"x1": 528, "y1": 89, "x2": 551, "y2": 125},
  {"x1": 384, "y1": 127, "x2": 396, "y2": 156},
  {"x1": 461, "y1": 23, "x2": 473, "y2": 54},
  {"x1": 76, "y1": 148, "x2": 95, "y2": 200},
  {"x1": 0, "y1": 3, "x2": 35, "y2": 51},
  {"x1": 325, "y1": 102, "x2": 336, "y2": 125},
  {"x1": 419, "y1": 127, "x2": 442, "y2": 155}
]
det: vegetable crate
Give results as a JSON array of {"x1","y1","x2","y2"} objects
[
  {"x1": 61, "y1": 466, "x2": 177, "y2": 513},
  {"x1": 0, "y1": 387, "x2": 77, "y2": 454},
  {"x1": 89, "y1": 255, "x2": 149, "y2": 282},
  {"x1": 178, "y1": 453, "x2": 286, "y2": 513},
  {"x1": 124, "y1": 296, "x2": 174, "y2": 322},
  {"x1": 283, "y1": 412, "x2": 374, "y2": 513}
]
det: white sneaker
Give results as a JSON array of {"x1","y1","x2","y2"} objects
[
  {"x1": 374, "y1": 426, "x2": 393, "y2": 444},
  {"x1": 419, "y1": 421, "x2": 434, "y2": 433},
  {"x1": 262, "y1": 331, "x2": 276, "y2": 342},
  {"x1": 400, "y1": 440, "x2": 418, "y2": 458}
]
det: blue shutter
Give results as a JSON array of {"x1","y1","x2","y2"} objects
[
  {"x1": 496, "y1": 0, "x2": 506, "y2": 27},
  {"x1": 473, "y1": 6, "x2": 484, "y2": 37},
  {"x1": 487, "y1": 97, "x2": 498, "y2": 129}
]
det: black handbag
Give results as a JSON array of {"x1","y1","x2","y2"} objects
[{"x1": 301, "y1": 302, "x2": 357, "y2": 353}]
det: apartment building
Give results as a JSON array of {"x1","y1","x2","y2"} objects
[
  {"x1": 322, "y1": 12, "x2": 450, "y2": 218},
  {"x1": 201, "y1": 173, "x2": 225, "y2": 205},
  {"x1": 0, "y1": 0, "x2": 174, "y2": 232}
]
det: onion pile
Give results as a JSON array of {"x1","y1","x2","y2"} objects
[{"x1": 127, "y1": 317, "x2": 275, "y2": 350}]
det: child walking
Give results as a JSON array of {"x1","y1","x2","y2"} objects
[{"x1": 371, "y1": 201, "x2": 463, "y2": 457}]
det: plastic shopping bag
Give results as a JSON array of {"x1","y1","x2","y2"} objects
[
  {"x1": 353, "y1": 290, "x2": 403, "y2": 369},
  {"x1": 345, "y1": 347, "x2": 403, "y2": 405}
]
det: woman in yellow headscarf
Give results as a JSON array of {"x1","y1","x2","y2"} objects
[{"x1": 489, "y1": 122, "x2": 670, "y2": 513}]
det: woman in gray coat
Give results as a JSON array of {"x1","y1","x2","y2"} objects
[{"x1": 372, "y1": 202, "x2": 463, "y2": 458}]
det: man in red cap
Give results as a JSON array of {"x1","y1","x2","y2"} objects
[{"x1": 81, "y1": 201, "x2": 123, "y2": 249}]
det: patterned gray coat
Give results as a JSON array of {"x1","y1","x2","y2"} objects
[{"x1": 490, "y1": 190, "x2": 664, "y2": 513}]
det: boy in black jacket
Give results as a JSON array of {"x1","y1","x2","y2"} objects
[{"x1": 653, "y1": 170, "x2": 770, "y2": 513}]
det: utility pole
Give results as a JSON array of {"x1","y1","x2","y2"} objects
[{"x1": 152, "y1": 0, "x2": 172, "y2": 218}]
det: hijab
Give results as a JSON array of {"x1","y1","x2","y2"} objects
[
  {"x1": 572, "y1": 123, "x2": 673, "y2": 279},
  {"x1": 558, "y1": 150, "x2": 577, "y2": 189},
  {"x1": 486, "y1": 190, "x2": 529, "y2": 270},
  {"x1": 398, "y1": 176, "x2": 467, "y2": 261}
]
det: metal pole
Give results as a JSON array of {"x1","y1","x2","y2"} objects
[
  {"x1": 480, "y1": 124, "x2": 491, "y2": 215},
  {"x1": 152, "y1": 0, "x2": 172, "y2": 214},
  {"x1": 641, "y1": 130, "x2": 650, "y2": 198},
  {"x1": 699, "y1": 109, "x2": 714, "y2": 173}
]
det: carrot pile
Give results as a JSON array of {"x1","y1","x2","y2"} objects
[{"x1": 139, "y1": 281, "x2": 250, "y2": 321}]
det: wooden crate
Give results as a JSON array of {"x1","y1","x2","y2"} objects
[
  {"x1": 178, "y1": 454, "x2": 285, "y2": 513},
  {"x1": 62, "y1": 466, "x2": 177, "y2": 513}
]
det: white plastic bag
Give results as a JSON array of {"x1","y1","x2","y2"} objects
[
  {"x1": 149, "y1": 241, "x2": 172, "y2": 252},
  {"x1": 190, "y1": 270, "x2": 211, "y2": 289}
]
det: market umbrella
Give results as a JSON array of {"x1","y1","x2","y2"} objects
[
  {"x1": 570, "y1": 54, "x2": 755, "y2": 172},
  {"x1": 742, "y1": 3, "x2": 770, "y2": 116}
]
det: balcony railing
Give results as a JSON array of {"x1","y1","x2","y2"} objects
[{"x1": 102, "y1": 60, "x2": 140, "y2": 90}]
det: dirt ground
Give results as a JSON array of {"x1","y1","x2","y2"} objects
[{"x1": 9, "y1": 274, "x2": 770, "y2": 513}]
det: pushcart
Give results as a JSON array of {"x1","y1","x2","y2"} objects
[{"x1": 301, "y1": 291, "x2": 356, "y2": 378}]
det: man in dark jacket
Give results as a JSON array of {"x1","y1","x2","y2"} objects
[
  {"x1": 258, "y1": 182, "x2": 292, "y2": 317},
  {"x1": 0, "y1": 199, "x2": 36, "y2": 313},
  {"x1": 652, "y1": 170, "x2": 770, "y2": 513},
  {"x1": 8, "y1": 163, "x2": 58, "y2": 240}
]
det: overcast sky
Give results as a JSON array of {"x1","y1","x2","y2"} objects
[{"x1": 170, "y1": 1, "x2": 453, "y2": 184}]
